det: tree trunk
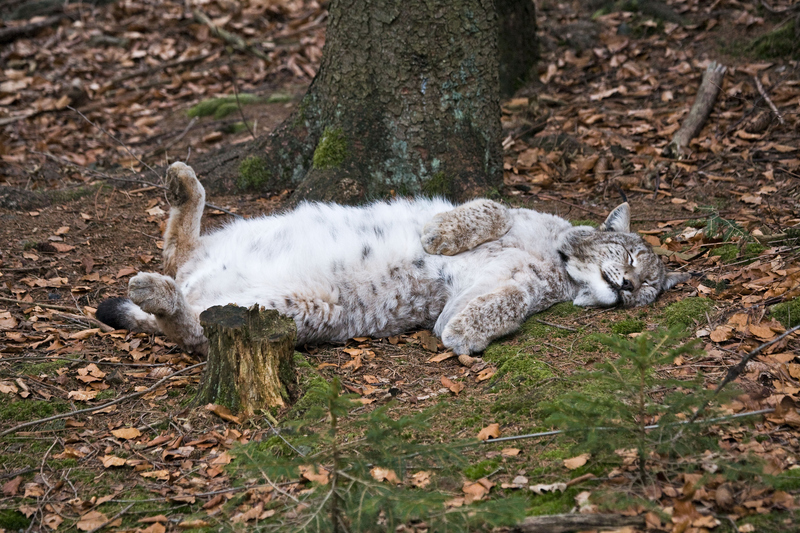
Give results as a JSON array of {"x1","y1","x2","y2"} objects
[
  {"x1": 196, "y1": 0, "x2": 505, "y2": 203},
  {"x1": 496, "y1": 0, "x2": 538, "y2": 97},
  {"x1": 196, "y1": 305, "x2": 298, "y2": 416}
]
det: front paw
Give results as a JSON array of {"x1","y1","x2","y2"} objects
[
  {"x1": 165, "y1": 162, "x2": 204, "y2": 206},
  {"x1": 421, "y1": 218, "x2": 459, "y2": 256},
  {"x1": 441, "y1": 320, "x2": 488, "y2": 355},
  {"x1": 129, "y1": 273, "x2": 178, "y2": 316}
]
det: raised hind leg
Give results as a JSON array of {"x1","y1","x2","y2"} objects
[
  {"x1": 421, "y1": 199, "x2": 511, "y2": 256},
  {"x1": 128, "y1": 272, "x2": 207, "y2": 356},
  {"x1": 163, "y1": 162, "x2": 205, "y2": 278}
]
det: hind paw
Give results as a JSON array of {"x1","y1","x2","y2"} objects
[
  {"x1": 129, "y1": 273, "x2": 178, "y2": 316},
  {"x1": 165, "y1": 162, "x2": 204, "y2": 207},
  {"x1": 421, "y1": 220, "x2": 461, "y2": 256}
]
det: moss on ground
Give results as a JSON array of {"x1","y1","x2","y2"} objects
[
  {"x1": 0, "y1": 509, "x2": 30, "y2": 530},
  {"x1": 312, "y1": 127, "x2": 348, "y2": 170},
  {"x1": 483, "y1": 344, "x2": 554, "y2": 389},
  {"x1": 285, "y1": 353, "x2": 330, "y2": 417},
  {"x1": 0, "y1": 399, "x2": 70, "y2": 422},
  {"x1": 238, "y1": 155, "x2": 272, "y2": 190},
  {"x1": 662, "y1": 297, "x2": 713, "y2": 329},
  {"x1": 610, "y1": 319, "x2": 645, "y2": 335},
  {"x1": 18, "y1": 360, "x2": 67, "y2": 376},
  {"x1": 463, "y1": 458, "x2": 501, "y2": 480},
  {"x1": 747, "y1": 23, "x2": 799, "y2": 59},
  {"x1": 711, "y1": 242, "x2": 765, "y2": 264},
  {"x1": 526, "y1": 487, "x2": 581, "y2": 516},
  {"x1": 187, "y1": 93, "x2": 261, "y2": 119},
  {"x1": 771, "y1": 298, "x2": 800, "y2": 328}
]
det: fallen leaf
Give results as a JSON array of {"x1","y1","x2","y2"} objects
[
  {"x1": 564, "y1": 453, "x2": 590, "y2": 470},
  {"x1": 2, "y1": 475, "x2": 22, "y2": 496},
  {"x1": 370, "y1": 466, "x2": 400, "y2": 484},
  {"x1": 710, "y1": 325, "x2": 734, "y2": 343},
  {"x1": 101, "y1": 455, "x2": 127, "y2": 468},
  {"x1": 116, "y1": 267, "x2": 137, "y2": 278},
  {"x1": 140, "y1": 470, "x2": 170, "y2": 481},
  {"x1": 0, "y1": 311, "x2": 18, "y2": 330},
  {"x1": 441, "y1": 376, "x2": 464, "y2": 395},
  {"x1": 410, "y1": 471, "x2": 431, "y2": 488},
  {"x1": 427, "y1": 351, "x2": 456, "y2": 363},
  {"x1": 111, "y1": 427, "x2": 142, "y2": 440},
  {"x1": 205, "y1": 403, "x2": 242, "y2": 424},
  {"x1": 476, "y1": 368, "x2": 495, "y2": 381},
  {"x1": 501, "y1": 448, "x2": 521, "y2": 457},
  {"x1": 299, "y1": 464, "x2": 329, "y2": 484},
  {"x1": 462, "y1": 480, "x2": 489, "y2": 503},
  {"x1": 68, "y1": 390, "x2": 98, "y2": 401},
  {"x1": 43, "y1": 513, "x2": 63, "y2": 530},
  {"x1": 76, "y1": 510, "x2": 109, "y2": 531},
  {"x1": 477, "y1": 423, "x2": 501, "y2": 441}
]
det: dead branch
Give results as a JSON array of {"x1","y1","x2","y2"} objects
[
  {"x1": 192, "y1": 8, "x2": 271, "y2": 62},
  {"x1": 513, "y1": 513, "x2": 645, "y2": 533},
  {"x1": 690, "y1": 324, "x2": 800, "y2": 423},
  {"x1": 0, "y1": 13, "x2": 67, "y2": 45},
  {"x1": 760, "y1": 0, "x2": 800, "y2": 14},
  {"x1": 663, "y1": 61, "x2": 727, "y2": 159},
  {"x1": 0, "y1": 362, "x2": 206, "y2": 438},
  {"x1": 753, "y1": 75, "x2": 786, "y2": 126}
]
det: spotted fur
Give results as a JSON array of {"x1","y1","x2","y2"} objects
[{"x1": 96, "y1": 162, "x2": 689, "y2": 356}]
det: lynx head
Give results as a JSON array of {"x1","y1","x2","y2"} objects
[{"x1": 558, "y1": 203, "x2": 689, "y2": 308}]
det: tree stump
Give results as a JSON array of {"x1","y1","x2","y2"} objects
[{"x1": 196, "y1": 304, "x2": 297, "y2": 416}]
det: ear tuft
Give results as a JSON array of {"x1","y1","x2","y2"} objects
[
  {"x1": 663, "y1": 271, "x2": 690, "y2": 291},
  {"x1": 599, "y1": 202, "x2": 631, "y2": 233}
]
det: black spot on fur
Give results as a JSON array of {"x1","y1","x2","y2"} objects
[
  {"x1": 438, "y1": 267, "x2": 453, "y2": 286},
  {"x1": 285, "y1": 298, "x2": 293, "y2": 307},
  {"x1": 223, "y1": 264, "x2": 227, "y2": 270},
  {"x1": 373, "y1": 225, "x2": 386, "y2": 239},
  {"x1": 413, "y1": 257, "x2": 426, "y2": 269},
  {"x1": 361, "y1": 245, "x2": 372, "y2": 260},
  {"x1": 371, "y1": 283, "x2": 377, "y2": 294},
  {"x1": 96, "y1": 297, "x2": 134, "y2": 330}
]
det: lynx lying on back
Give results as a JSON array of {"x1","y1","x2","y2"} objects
[{"x1": 97, "y1": 162, "x2": 689, "y2": 356}]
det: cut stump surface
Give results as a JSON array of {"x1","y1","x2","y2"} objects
[{"x1": 197, "y1": 304, "x2": 297, "y2": 416}]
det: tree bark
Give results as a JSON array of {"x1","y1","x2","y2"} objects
[
  {"x1": 196, "y1": 305, "x2": 298, "y2": 416},
  {"x1": 496, "y1": 0, "x2": 538, "y2": 97},
  {"x1": 196, "y1": 0, "x2": 505, "y2": 203}
]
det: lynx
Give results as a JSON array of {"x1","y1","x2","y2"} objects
[{"x1": 97, "y1": 162, "x2": 689, "y2": 356}]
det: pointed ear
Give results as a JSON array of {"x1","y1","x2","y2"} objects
[
  {"x1": 663, "y1": 271, "x2": 691, "y2": 291},
  {"x1": 599, "y1": 203, "x2": 630, "y2": 233}
]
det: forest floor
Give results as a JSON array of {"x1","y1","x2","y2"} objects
[{"x1": 1, "y1": 0, "x2": 800, "y2": 531}]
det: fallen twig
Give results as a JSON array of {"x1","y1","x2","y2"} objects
[
  {"x1": 663, "y1": 61, "x2": 727, "y2": 159},
  {"x1": 753, "y1": 75, "x2": 785, "y2": 126},
  {"x1": 689, "y1": 324, "x2": 800, "y2": 423},
  {"x1": 0, "y1": 14, "x2": 68, "y2": 45},
  {"x1": 109, "y1": 53, "x2": 213, "y2": 87},
  {"x1": 760, "y1": 0, "x2": 800, "y2": 14},
  {"x1": 0, "y1": 356, "x2": 171, "y2": 367},
  {"x1": 0, "y1": 362, "x2": 206, "y2": 438},
  {"x1": 514, "y1": 513, "x2": 645, "y2": 533},
  {"x1": 192, "y1": 8, "x2": 271, "y2": 62},
  {"x1": 536, "y1": 319, "x2": 577, "y2": 332}
]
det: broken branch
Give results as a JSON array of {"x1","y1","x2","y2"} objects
[
  {"x1": 513, "y1": 513, "x2": 646, "y2": 533},
  {"x1": 663, "y1": 61, "x2": 727, "y2": 159},
  {"x1": 753, "y1": 75, "x2": 786, "y2": 126}
]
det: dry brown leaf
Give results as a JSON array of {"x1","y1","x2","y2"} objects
[
  {"x1": 342, "y1": 354, "x2": 362, "y2": 370},
  {"x1": 501, "y1": 448, "x2": 521, "y2": 457},
  {"x1": 101, "y1": 455, "x2": 127, "y2": 468},
  {"x1": 205, "y1": 403, "x2": 242, "y2": 424},
  {"x1": 140, "y1": 470, "x2": 170, "y2": 481},
  {"x1": 441, "y1": 376, "x2": 464, "y2": 395},
  {"x1": 427, "y1": 351, "x2": 456, "y2": 363},
  {"x1": 2, "y1": 475, "x2": 22, "y2": 496},
  {"x1": 410, "y1": 471, "x2": 431, "y2": 488},
  {"x1": 477, "y1": 423, "x2": 500, "y2": 441},
  {"x1": 299, "y1": 464, "x2": 330, "y2": 484},
  {"x1": 748, "y1": 323, "x2": 777, "y2": 340},
  {"x1": 76, "y1": 510, "x2": 109, "y2": 531},
  {"x1": 68, "y1": 390, "x2": 98, "y2": 401},
  {"x1": 139, "y1": 523, "x2": 166, "y2": 533},
  {"x1": 370, "y1": 466, "x2": 400, "y2": 484},
  {"x1": 111, "y1": 427, "x2": 141, "y2": 440},
  {"x1": 462, "y1": 480, "x2": 489, "y2": 504},
  {"x1": 0, "y1": 311, "x2": 18, "y2": 330},
  {"x1": 476, "y1": 367, "x2": 495, "y2": 381},
  {"x1": 709, "y1": 325, "x2": 734, "y2": 343},
  {"x1": 563, "y1": 453, "x2": 590, "y2": 470},
  {"x1": 43, "y1": 513, "x2": 63, "y2": 530},
  {"x1": 116, "y1": 267, "x2": 137, "y2": 278}
]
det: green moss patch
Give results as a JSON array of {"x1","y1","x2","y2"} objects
[
  {"x1": 312, "y1": 127, "x2": 348, "y2": 170},
  {"x1": 662, "y1": 297, "x2": 713, "y2": 329},
  {"x1": 771, "y1": 298, "x2": 800, "y2": 328},
  {"x1": 463, "y1": 458, "x2": 501, "y2": 480},
  {"x1": 0, "y1": 509, "x2": 30, "y2": 530},
  {"x1": 711, "y1": 242, "x2": 765, "y2": 264},
  {"x1": 570, "y1": 219, "x2": 599, "y2": 228},
  {"x1": 188, "y1": 93, "x2": 261, "y2": 119},
  {"x1": 285, "y1": 354, "x2": 330, "y2": 418},
  {"x1": 0, "y1": 399, "x2": 70, "y2": 422},
  {"x1": 238, "y1": 155, "x2": 272, "y2": 190},
  {"x1": 747, "y1": 23, "x2": 800, "y2": 59},
  {"x1": 610, "y1": 319, "x2": 645, "y2": 335}
]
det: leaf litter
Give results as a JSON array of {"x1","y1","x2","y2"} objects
[{"x1": 1, "y1": 0, "x2": 800, "y2": 530}]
